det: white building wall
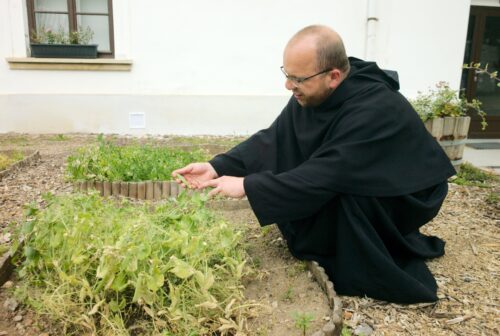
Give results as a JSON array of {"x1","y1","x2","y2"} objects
[{"x1": 0, "y1": 0, "x2": 474, "y2": 135}]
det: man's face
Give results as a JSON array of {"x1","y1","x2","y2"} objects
[{"x1": 282, "y1": 40, "x2": 333, "y2": 107}]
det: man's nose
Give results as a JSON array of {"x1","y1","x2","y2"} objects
[{"x1": 285, "y1": 78, "x2": 296, "y2": 90}]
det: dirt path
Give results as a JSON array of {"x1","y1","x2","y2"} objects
[{"x1": 0, "y1": 133, "x2": 498, "y2": 336}]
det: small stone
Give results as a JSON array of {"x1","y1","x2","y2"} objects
[
  {"x1": 343, "y1": 311, "x2": 353, "y2": 319},
  {"x1": 0, "y1": 331, "x2": 8, "y2": 335},
  {"x1": 1, "y1": 280, "x2": 13, "y2": 289},
  {"x1": 462, "y1": 275, "x2": 474, "y2": 282},
  {"x1": 13, "y1": 315, "x2": 23, "y2": 322},
  {"x1": 271, "y1": 301, "x2": 278, "y2": 309},
  {"x1": 3, "y1": 298, "x2": 19, "y2": 311},
  {"x1": 311, "y1": 332, "x2": 325, "y2": 336},
  {"x1": 354, "y1": 323, "x2": 374, "y2": 336}
]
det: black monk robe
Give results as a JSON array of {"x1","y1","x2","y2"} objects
[{"x1": 209, "y1": 57, "x2": 456, "y2": 303}]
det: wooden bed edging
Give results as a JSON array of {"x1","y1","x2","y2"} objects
[
  {"x1": 73, "y1": 180, "x2": 252, "y2": 210},
  {"x1": 73, "y1": 180, "x2": 185, "y2": 199},
  {"x1": 307, "y1": 261, "x2": 343, "y2": 336},
  {"x1": 0, "y1": 151, "x2": 41, "y2": 181}
]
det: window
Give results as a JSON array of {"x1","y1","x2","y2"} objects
[{"x1": 27, "y1": 0, "x2": 114, "y2": 58}]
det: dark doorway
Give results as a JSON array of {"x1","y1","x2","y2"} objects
[{"x1": 461, "y1": 6, "x2": 500, "y2": 138}]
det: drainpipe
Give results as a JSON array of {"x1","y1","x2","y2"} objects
[{"x1": 365, "y1": 0, "x2": 378, "y2": 61}]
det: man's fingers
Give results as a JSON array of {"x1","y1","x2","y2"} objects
[
  {"x1": 208, "y1": 186, "x2": 221, "y2": 197},
  {"x1": 172, "y1": 165, "x2": 193, "y2": 177},
  {"x1": 199, "y1": 178, "x2": 219, "y2": 189}
]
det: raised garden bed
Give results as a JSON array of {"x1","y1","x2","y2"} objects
[
  {"x1": 0, "y1": 194, "x2": 342, "y2": 336},
  {"x1": 0, "y1": 150, "x2": 40, "y2": 181}
]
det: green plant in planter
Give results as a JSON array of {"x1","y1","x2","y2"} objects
[
  {"x1": 410, "y1": 81, "x2": 487, "y2": 130},
  {"x1": 463, "y1": 62, "x2": 500, "y2": 87},
  {"x1": 31, "y1": 25, "x2": 94, "y2": 45}
]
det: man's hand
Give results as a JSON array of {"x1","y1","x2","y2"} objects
[
  {"x1": 172, "y1": 162, "x2": 218, "y2": 189},
  {"x1": 199, "y1": 176, "x2": 246, "y2": 198}
]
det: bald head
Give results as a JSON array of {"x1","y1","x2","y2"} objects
[{"x1": 286, "y1": 25, "x2": 350, "y2": 74}]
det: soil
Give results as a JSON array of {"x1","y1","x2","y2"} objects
[{"x1": 0, "y1": 133, "x2": 499, "y2": 336}]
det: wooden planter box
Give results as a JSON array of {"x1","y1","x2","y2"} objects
[
  {"x1": 424, "y1": 116, "x2": 470, "y2": 169},
  {"x1": 30, "y1": 43, "x2": 98, "y2": 59}
]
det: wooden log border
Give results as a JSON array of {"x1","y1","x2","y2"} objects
[
  {"x1": 72, "y1": 179, "x2": 213, "y2": 200},
  {"x1": 0, "y1": 150, "x2": 41, "y2": 181},
  {"x1": 308, "y1": 261, "x2": 343, "y2": 336}
]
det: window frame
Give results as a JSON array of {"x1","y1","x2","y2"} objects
[{"x1": 26, "y1": 0, "x2": 115, "y2": 58}]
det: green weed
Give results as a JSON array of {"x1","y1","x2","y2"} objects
[
  {"x1": 452, "y1": 163, "x2": 498, "y2": 187},
  {"x1": 14, "y1": 192, "x2": 252, "y2": 335},
  {"x1": 287, "y1": 261, "x2": 307, "y2": 278},
  {"x1": 292, "y1": 311, "x2": 314, "y2": 336},
  {"x1": 49, "y1": 134, "x2": 69, "y2": 141},
  {"x1": 486, "y1": 191, "x2": 499, "y2": 205},
  {"x1": 261, "y1": 226, "x2": 271, "y2": 237},
  {"x1": 341, "y1": 326, "x2": 353, "y2": 336},
  {"x1": 282, "y1": 286, "x2": 294, "y2": 302}
]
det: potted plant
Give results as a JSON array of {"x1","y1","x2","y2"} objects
[
  {"x1": 410, "y1": 81, "x2": 487, "y2": 169},
  {"x1": 30, "y1": 26, "x2": 98, "y2": 59}
]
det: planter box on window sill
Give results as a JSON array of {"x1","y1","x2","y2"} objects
[{"x1": 30, "y1": 43, "x2": 98, "y2": 59}]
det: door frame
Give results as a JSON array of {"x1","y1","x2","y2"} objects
[{"x1": 463, "y1": 6, "x2": 500, "y2": 138}]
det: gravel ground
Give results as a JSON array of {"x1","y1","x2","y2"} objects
[{"x1": 0, "y1": 133, "x2": 499, "y2": 336}]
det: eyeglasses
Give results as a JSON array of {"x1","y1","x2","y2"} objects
[{"x1": 280, "y1": 66, "x2": 332, "y2": 86}]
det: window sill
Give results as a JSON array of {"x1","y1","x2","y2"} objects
[{"x1": 6, "y1": 57, "x2": 133, "y2": 71}]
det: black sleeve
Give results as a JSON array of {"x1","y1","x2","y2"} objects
[
  {"x1": 209, "y1": 146, "x2": 247, "y2": 177},
  {"x1": 209, "y1": 114, "x2": 282, "y2": 178},
  {"x1": 243, "y1": 156, "x2": 338, "y2": 225}
]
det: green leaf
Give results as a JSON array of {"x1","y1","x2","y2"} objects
[
  {"x1": 147, "y1": 267, "x2": 164, "y2": 291},
  {"x1": 21, "y1": 220, "x2": 35, "y2": 235},
  {"x1": 24, "y1": 246, "x2": 37, "y2": 260},
  {"x1": 169, "y1": 256, "x2": 195, "y2": 279}
]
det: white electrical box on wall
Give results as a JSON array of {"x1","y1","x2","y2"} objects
[{"x1": 129, "y1": 112, "x2": 145, "y2": 129}]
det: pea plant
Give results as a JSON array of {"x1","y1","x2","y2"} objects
[
  {"x1": 13, "y1": 192, "x2": 252, "y2": 335},
  {"x1": 66, "y1": 136, "x2": 209, "y2": 182}
]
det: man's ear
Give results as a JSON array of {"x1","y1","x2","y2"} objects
[{"x1": 328, "y1": 69, "x2": 343, "y2": 90}]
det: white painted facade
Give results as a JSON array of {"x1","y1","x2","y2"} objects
[{"x1": 0, "y1": 0, "x2": 489, "y2": 135}]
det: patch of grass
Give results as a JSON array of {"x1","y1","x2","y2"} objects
[
  {"x1": 13, "y1": 192, "x2": 252, "y2": 335},
  {"x1": 341, "y1": 326, "x2": 353, "y2": 336},
  {"x1": 0, "y1": 151, "x2": 24, "y2": 170},
  {"x1": 451, "y1": 163, "x2": 498, "y2": 187},
  {"x1": 49, "y1": 134, "x2": 69, "y2": 141},
  {"x1": 287, "y1": 261, "x2": 308, "y2": 278},
  {"x1": 66, "y1": 135, "x2": 210, "y2": 182},
  {"x1": 252, "y1": 256, "x2": 262, "y2": 269},
  {"x1": 281, "y1": 286, "x2": 294, "y2": 302},
  {"x1": 167, "y1": 136, "x2": 247, "y2": 148},
  {"x1": 0, "y1": 134, "x2": 30, "y2": 146},
  {"x1": 261, "y1": 226, "x2": 271, "y2": 237},
  {"x1": 486, "y1": 191, "x2": 499, "y2": 205}
]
